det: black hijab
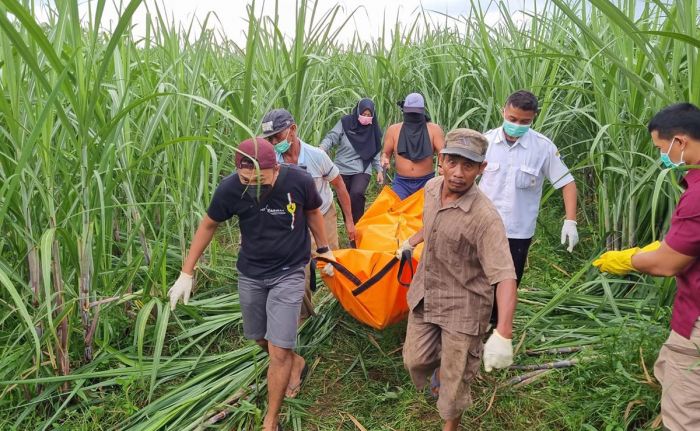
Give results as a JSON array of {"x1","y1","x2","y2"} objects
[
  {"x1": 397, "y1": 112, "x2": 432, "y2": 162},
  {"x1": 341, "y1": 98, "x2": 383, "y2": 169}
]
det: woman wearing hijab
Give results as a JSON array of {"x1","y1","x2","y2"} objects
[{"x1": 320, "y1": 98, "x2": 384, "y2": 223}]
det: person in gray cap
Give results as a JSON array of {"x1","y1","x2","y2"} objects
[
  {"x1": 396, "y1": 129, "x2": 517, "y2": 431},
  {"x1": 381, "y1": 92, "x2": 445, "y2": 199},
  {"x1": 260, "y1": 108, "x2": 355, "y2": 314}
]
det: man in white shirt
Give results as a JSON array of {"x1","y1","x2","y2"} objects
[
  {"x1": 261, "y1": 109, "x2": 355, "y2": 320},
  {"x1": 479, "y1": 90, "x2": 578, "y2": 324}
]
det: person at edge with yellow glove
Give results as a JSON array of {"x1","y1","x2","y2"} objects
[
  {"x1": 593, "y1": 103, "x2": 700, "y2": 431},
  {"x1": 168, "y1": 138, "x2": 334, "y2": 431},
  {"x1": 397, "y1": 129, "x2": 517, "y2": 431}
]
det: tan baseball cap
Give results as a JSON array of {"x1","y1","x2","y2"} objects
[{"x1": 441, "y1": 129, "x2": 488, "y2": 163}]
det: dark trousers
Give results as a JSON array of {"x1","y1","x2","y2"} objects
[
  {"x1": 490, "y1": 237, "x2": 532, "y2": 325},
  {"x1": 341, "y1": 173, "x2": 371, "y2": 223}
]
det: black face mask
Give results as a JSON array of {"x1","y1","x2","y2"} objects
[{"x1": 245, "y1": 184, "x2": 272, "y2": 202}]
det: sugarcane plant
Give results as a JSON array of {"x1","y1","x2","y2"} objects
[{"x1": 0, "y1": 0, "x2": 698, "y2": 429}]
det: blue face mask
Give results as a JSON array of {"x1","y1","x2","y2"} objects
[
  {"x1": 273, "y1": 130, "x2": 292, "y2": 154},
  {"x1": 274, "y1": 140, "x2": 290, "y2": 154},
  {"x1": 502, "y1": 119, "x2": 531, "y2": 138},
  {"x1": 660, "y1": 137, "x2": 685, "y2": 169}
]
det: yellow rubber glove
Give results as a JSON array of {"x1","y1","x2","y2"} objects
[
  {"x1": 592, "y1": 241, "x2": 661, "y2": 275},
  {"x1": 640, "y1": 241, "x2": 661, "y2": 253}
]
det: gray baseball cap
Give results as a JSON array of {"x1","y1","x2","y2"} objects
[
  {"x1": 403, "y1": 92, "x2": 425, "y2": 113},
  {"x1": 260, "y1": 109, "x2": 295, "y2": 138},
  {"x1": 440, "y1": 129, "x2": 488, "y2": 163}
]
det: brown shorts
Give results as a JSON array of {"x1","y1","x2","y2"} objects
[
  {"x1": 403, "y1": 302, "x2": 483, "y2": 420},
  {"x1": 654, "y1": 320, "x2": 700, "y2": 431},
  {"x1": 301, "y1": 204, "x2": 339, "y2": 319}
]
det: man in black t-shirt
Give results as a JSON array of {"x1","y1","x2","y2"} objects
[{"x1": 168, "y1": 137, "x2": 334, "y2": 431}]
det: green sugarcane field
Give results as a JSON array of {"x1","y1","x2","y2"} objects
[{"x1": 0, "y1": 0, "x2": 699, "y2": 430}]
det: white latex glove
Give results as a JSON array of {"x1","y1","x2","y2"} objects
[
  {"x1": 395, "y1": 239, "x2": 414, "y2": 260},
  {"x1": 168, "y1": 272, "x2": 193, "y2": 311},
  {"x1": 316, "y1": 249, "x2": 336, "y2": 263},
  {"x1": 321, "y1": 263, "x2": 335, "y2": 277},
  {"x1": 483, "y1": 329, "x2": 513, "y2": 372},
  {"x1": 560, "y1": 219, "x2": 579, "y2": 253}
]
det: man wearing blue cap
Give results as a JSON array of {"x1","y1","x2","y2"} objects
[
  {"x1": 381, "y1": 92, "x2": 445, "y2": 199},
  {"x1": 260, "y1": 108, "x2": 355, "y2": 328}
]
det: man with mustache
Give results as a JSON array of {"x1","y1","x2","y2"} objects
[{"x1": 397, "y1": 129, "x2": 518, "y2": 431}]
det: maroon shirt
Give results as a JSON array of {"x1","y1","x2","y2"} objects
[{"x1": 664, "y1": 168, "x2": 700, "y2": 339}]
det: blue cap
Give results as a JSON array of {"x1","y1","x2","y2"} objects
[
  {"x1": 260, "y1": 109, "x2": 295, "y2": 138},
  {"x1": 403, "y1": 93, "x2": 425, "y2": 113}
]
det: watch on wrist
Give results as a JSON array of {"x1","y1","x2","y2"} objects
[{"x1": 316, "y1": 246, "x2": 330, "y2": 254}]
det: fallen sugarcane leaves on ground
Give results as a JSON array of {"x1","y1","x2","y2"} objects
[{"x1": 1, "y1": 0, "x2": 697, "y2": 429}]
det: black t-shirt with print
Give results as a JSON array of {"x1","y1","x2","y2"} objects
[{"x1": 207, "y1": 165, "x2": 322, "y2": 279}]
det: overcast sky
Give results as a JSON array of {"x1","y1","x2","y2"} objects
[{"x1": 36, "y1": 0, "x2": 538, "y2": 45}]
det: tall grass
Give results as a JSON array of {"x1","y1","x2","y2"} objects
[{"x1": 0, "y1": 0, "x2": 698, "y2": 428}]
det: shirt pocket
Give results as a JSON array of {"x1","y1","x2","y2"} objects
[
  {"x1": 515, "y1": 165, "x2": 540, "y2": 189},
  {"x1": 446, "y1": 236, "x2": 466, "y2": 254},
  {"x1": 445, "y1": 235, "x2": 474, "y2": 265},
  {"x1": 483, "y1": 162, "x2": 500, "y2": 175},
  {"x1": 479, "y1": 162, "x2": 499, "y2": 183}
]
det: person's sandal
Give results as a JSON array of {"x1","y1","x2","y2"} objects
[{"x1": 285, "y1": 363, "x2": 309, "y2": 398}]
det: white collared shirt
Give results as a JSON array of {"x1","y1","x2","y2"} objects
[
  {"x1": 277, "y1": 140, "x2": 340, "y2": 214},
  {"x1": 478, "y1": 127, "x2": 574, "y2": 239}
]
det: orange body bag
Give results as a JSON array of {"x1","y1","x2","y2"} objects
[{"x1": 317, "y1": 187, "x2": 424, "y2": 329}]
